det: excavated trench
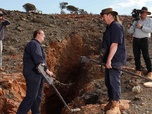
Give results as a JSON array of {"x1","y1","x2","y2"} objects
[{"x1": 41, "y1": 32, "x2": 101, "y2": 114}]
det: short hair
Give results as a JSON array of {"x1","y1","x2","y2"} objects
[{"x1": 33, "y1": 29, "x2": 43, "y2": 38}]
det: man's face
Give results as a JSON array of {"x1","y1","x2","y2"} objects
[
  {"x1": 101, "y1": 14, "x2": 109, "y2": 24},
  {"x1": 140, "y1": 11, "x2": 148, "y2": 19},
  {"x1": 38, "y1": 31, "x2": 45, "y2": 43}
]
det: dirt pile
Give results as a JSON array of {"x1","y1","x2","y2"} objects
[
  {"x1": 0, "y1": 72, "x2": 25, "y2": 114},
  {"x1": 1, "y1": 8, "x2": 152, "y2": 114}
]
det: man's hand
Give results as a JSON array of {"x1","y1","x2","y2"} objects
[
  {"x1": 1, "y1": 17, "x2": 6, "y2": 21},
  {"x1": 136, "y1": 23, "x2": 142, "y2": 29},
  {"x1": 46, "y1": 69, "x2": 54, "y2": 77},
  {"x1": 127, "y1": 23, "x2": 132, "y2": 29},
  {"x1": 105, "y1": 60, "x2": 112, "y2": 69}
]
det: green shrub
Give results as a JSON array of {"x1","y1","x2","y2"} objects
[{"x1": 22, "y1": 3, "x2": 36, "y2": 12}]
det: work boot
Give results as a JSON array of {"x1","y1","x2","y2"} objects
[
  {"x1": 104, "y1": 100, "x2": 112, "y2": 111},
  {"x1": 147, "y1": 72, "x2": 152, "y2": 79},
  {"x1": 133, "y1": 70, "x2": 141, "y2": 78},
  {"x1": 106, "y1": 100, "x2": 121, "y2": 114}
]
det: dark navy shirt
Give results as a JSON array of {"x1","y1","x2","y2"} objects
[
  {"x1": 101, "y1": 21, "x2": 126, "y2": 65},
  {"x1": 23, "y1": 39, "x2": 46, "y2": 75}
]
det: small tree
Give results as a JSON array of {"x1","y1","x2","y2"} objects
[
  {"x1": 59, "y1": 2, "x2": 68, "y2": 10},
  {"x1": 60, "y1": 10, "x2": 66, "y2": 14},
  {"x1": 78, "y1": 9, "x2": 88, "y2": 14},
  {"x1": 66, "y1": 5, "x2": 78, "y2": 14},
  {"x1": 59, "y1": 2, "x2": 68, "y2": 14},
  {"x1": 23, "y1": 3, "x2": 36, "y2": 12}
]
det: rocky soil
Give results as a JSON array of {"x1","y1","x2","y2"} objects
[{"x1": 0, "y1": 8, "x2": 152, "y2": 114}]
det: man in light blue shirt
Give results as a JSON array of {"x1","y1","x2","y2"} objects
[
  {"x1": 128, "y1": 7, "x2": 152, "y2": 78},
  {"x1": 0, "y1": 11, "x2": 10, "y2": 71}
]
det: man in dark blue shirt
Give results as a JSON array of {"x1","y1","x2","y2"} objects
[
  {"x1": 17, "y1": 29, "x2": 53, "y2": 114},
  {"x1": 100, "y1": 8, "x2": 126, "y2": 114}
]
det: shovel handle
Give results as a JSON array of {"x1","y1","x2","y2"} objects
[{"x1": 113, "y1": 67, "x2": 152, "y2": 81}]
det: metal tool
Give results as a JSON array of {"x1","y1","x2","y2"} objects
[
  {"x1": 80, "y1": 56, "x2": 152, "y2": 81},
  {"x1": 37, "y1": 64, "x2": 81, "y2": 113},
  {"x1": 80, "y1": 56, "x2": 100, "y2": 64}
]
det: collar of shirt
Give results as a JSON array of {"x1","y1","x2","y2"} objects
[{"x1": 32, "y1": 38, "x2": 40, "y2": 44}]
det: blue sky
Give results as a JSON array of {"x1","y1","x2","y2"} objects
[{"x1": 1, "y1": 0, "x2": 152, "y2": 15}]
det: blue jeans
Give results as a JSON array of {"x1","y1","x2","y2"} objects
[
  {"x1": 105, "y1": 62, "x2": 122, "y2": 101},
  {"x1": 16, "y1": 73, "x2": 44, "y2": 114}
]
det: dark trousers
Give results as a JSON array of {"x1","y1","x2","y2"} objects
[
  {"x1": 133, "y1": 38, "x2": 152, "y2": 72},
  {"x1": 105, "y1": 62, "x2": 122, "y2": 101},
  {"x1": 16, "y1": 73, "x2": 44, "y2": 114}
]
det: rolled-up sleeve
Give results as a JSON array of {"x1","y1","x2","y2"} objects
[
  {"x1": 141, "y1": 18, "x2": 152, "y2": 33},
  {"x1": 128, "y1": 21, "x2": 137, "y2": 34}
]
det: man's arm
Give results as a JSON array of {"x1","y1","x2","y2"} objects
[
  {"x1": 140, "y1": 18, "x2": 152, "y2": 33},
  {"x1": 106, "y1": 43, "x2": 118, "y2": 69},
  {"x1": 128, "y1": 21, "x2": 137, "y2": 34},
  {"x1": 2, "y1": 18, "x2": 10, "y2": 26}
]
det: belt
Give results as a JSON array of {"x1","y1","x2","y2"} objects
[{"x1": 133, "y1": 37, "x2": 148, "y2": 40}]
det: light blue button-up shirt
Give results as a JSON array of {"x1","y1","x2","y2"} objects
[{"x1": 128, "y1": 17, "x2": 152, "y2": 38}]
